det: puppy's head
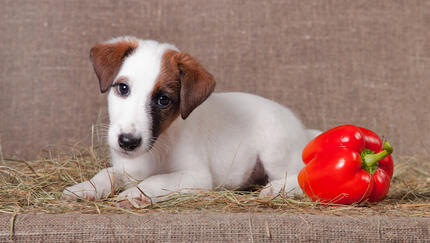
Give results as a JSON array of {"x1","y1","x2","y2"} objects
[{"x1": 90, "y1": 36, "x2": 215, "y2": 156}]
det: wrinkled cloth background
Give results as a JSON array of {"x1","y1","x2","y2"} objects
[{"x1": 1, "y1": 0, "x2": 429, "y2": 159}]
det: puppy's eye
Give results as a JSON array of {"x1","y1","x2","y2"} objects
[
  {"x1": 114, "y1": 83, "x2": 130, "y2": 96},
  {"x1": 157, "y1": 95, "x2": 171, "y2": 108}
]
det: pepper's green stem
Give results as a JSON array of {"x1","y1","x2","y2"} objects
[{"x1": 362, "y1": 141, "x2": 393, "y2": 174}]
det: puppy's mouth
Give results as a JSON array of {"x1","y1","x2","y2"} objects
[
  {"x1": 117, "y1": 149, "x2": 136, "y2": 156},
  {"x1": 115, "y1": 147, "x2": 146, "y2": 158},
  {"x1": 114, "y1": 139, "x2": 157, "y2": 157}
]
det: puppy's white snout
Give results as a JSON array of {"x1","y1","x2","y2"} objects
[{"x1": 118, "y1": 133, "x2": 142, "y2": 151}]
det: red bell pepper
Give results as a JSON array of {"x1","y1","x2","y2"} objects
[{"x1": 298, "y1": 125, "x2": 394, "y2": 204}]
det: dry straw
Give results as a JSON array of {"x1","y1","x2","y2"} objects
[{"x1": 0, "y1": 143, "x2": 429, "y2": 217}]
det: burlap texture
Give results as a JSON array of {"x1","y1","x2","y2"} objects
[
  {"x1": 0, "y1": 213, "x2": 427, "y2": 242},
  {"x1": 1, "y1": 0, "x2": 430, "y2": 158}
]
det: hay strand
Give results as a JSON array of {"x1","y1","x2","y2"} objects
[{"x1": 0, "y1": 146, "x2": 429, "y2": 217}]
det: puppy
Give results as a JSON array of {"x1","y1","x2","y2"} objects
[{"x1": 63, "y1": 36, "x2": 320, "y2": 205}]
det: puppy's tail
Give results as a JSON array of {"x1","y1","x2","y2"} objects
[{"x1": 306, "y1": 129, "x2": 321, "y2": 141}]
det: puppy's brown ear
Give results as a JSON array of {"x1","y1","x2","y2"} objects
[
  {"x1": 174, "y1": 52, "x2": 216, "y2": 119},
  {"x1": 90, "y1": 39, "x2": 138, "y2": 93}
]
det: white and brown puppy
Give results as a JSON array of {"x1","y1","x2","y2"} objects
[{"x1": 63, "y1": 36, "x2": 320, "y2": 205}]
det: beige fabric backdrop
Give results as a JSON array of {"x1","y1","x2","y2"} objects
[
  {"x1": 1, "y1": 0, "x2": 429, "y2": 159},
  {"x1": 1, "y1": 213, "x2": 429, "y2": 242}
]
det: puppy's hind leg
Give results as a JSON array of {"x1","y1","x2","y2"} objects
[
  {"x1": 257, "y1": 145, "x2": 305, "y2": 198},
  {"x1": 259, "y1": 129, "x2": 320, "y2": 197},
  {"x1": 259, "y1": 175, "x2": 302, "y2": 198}
]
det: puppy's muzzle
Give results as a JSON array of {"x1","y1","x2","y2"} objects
[{"x1": 118, "y1": 133, "x2": 142, "y2": 151}]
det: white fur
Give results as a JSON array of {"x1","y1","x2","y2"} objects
[
  {"x1": 106, "y1": 40, "x2": 178, "y2": 155},
  {"x1": 63, "y1": 38, "x2": 320, "y2": 204}
]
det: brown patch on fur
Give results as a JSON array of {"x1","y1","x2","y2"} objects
[
  {"x1": 90, "y1": 39, "x2": 138, "y2": 93},
  {"x1": 173, "y1": 52, "x2": 216, "y2": 119},
  {"x1": 114, "y1": 76, "x2": 128, "y2": 85},
  {"x1": 150, "y1": 50, "x2": 182, "y2": 137},
  {"x1": 149, "y1": 50, "x2": 216, "y2": 138}
]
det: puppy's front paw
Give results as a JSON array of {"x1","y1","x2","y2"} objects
[
  {"x1": 62, "y1": 181, "x2": 98, "y2": 201},
  {"x1": 115, "y1": 187, "x2": 152, "y2": 208}
]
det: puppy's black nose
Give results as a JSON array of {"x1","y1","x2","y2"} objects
[{"x1": 118, "y1": 134, "x2": 142, "y2": 151}]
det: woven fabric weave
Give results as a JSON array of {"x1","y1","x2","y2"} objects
[
  {"x1": 0, "y1": 213, "x2": 429, "y2": 242},
  {"x1": 1, "y1": 0, "x2": 430, "y2": 158}
]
